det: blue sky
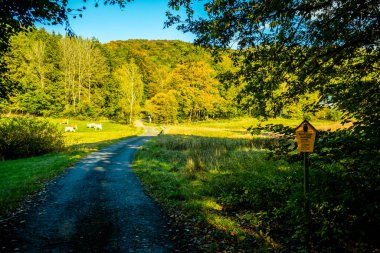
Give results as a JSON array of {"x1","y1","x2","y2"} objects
[{"x1": 40, "y1": 0, "x2": 204, "y2": 43}]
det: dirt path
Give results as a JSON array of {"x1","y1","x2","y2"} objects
[{"x1": 0, "y1": 124, "x2": 176, "y2": 252}]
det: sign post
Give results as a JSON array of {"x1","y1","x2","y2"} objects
[
  {"x1": 295, "y1": 120, "x2": 317, "y2": 153},
  {"x1": 295, "y1": 120, "x2": 317, "y2": 250}
]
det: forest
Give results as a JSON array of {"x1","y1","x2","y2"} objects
[{"x1": 0, "y1": 28, "x2": 340, "y2": 123}]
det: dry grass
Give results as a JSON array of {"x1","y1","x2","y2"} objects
[{"x1": 163, "y1": 117, "x2": 343, "y2": 139}]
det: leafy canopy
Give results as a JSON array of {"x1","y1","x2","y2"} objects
[
  {"x1": 166, "y1": 0, "x2": 380, "y2": 122},
  {"x1": 166, "y1": 5, "x2": 380, "y2": 249}
]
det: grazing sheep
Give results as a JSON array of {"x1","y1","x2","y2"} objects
[
  {"x1": 87, "y1": 123, "x2": 96, "y2": 128},
  {"x1": 64, "y1": 125, "x2": 77, "y2": 132},
  {"x1": 65, "y1": 126, "x2": 76, "y2": 132},
  {"x1": 94, "y1": 123, "x2": 102, "y2": 130}
]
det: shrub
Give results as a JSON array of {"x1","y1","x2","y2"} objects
[
  {"x1": 249, "y1": 122, "x2": 380, "y2": 251},
  {"x1": 0, "y1": 117, "x2": 64, "y2": 160}
]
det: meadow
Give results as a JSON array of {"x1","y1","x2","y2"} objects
[
  {"x1": 0, "y1": 118, "x2": 142, "y2": 215},
  {"x1": 161, "y1": 117, "x2": 348, "y2": 138},
  {"x1": 133, "y1": 118, "x2": 362, "y2": 252}
]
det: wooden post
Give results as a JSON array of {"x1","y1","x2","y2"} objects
[
  {"x1": 304, "y1": 152, "x2": 310, "y2": 250},
  {"x1": 295, "y1": 120, "x2": 317, "y2": 251}
]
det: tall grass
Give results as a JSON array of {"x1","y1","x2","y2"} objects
[
  {"x1": 134, "y1": 134, "x2": 303, "y2": 252},
  {"x1": 163, "y1": 117, "x2": 345, "y2": 138}
]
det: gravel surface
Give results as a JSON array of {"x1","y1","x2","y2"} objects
[{"x1": 0, "y1": 125, "x2": 176, "y2": 252}]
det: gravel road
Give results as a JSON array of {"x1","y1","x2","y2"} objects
[{"x1": 0, "y1": 124, "x2": 176, "y2": 252}]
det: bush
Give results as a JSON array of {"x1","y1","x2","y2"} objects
[
  {"x1": 249, "y1": 122, "x2": 380, "y2": 251},
  {"x1": 0, "y1": 117, "x2": 64, "y2": 160}
]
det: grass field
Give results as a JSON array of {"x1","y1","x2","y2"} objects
[
  {"x1": 51, "y1": 118, "x2": 143, "y2": 150},
  {"x1": 0, "y1": 118, "x2": 142, "y2": 215},
  {"x1": 133, "y1": 118, "x2": 344, "y2": 251},
  {"x1": 162, "y1": 117, "x2": 345, "y2": 138}
]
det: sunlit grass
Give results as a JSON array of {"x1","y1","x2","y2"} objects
[
  {"x1": 164, "y1": 117, "x2": 344, "y2": 138},
  {"x1": 134, "y1": 117, "x2": 345, "y2": 250},
  {"x1": 134, "y1": 132, "x2": 301, "y2": 251},
  {"x1": 49, "y1": 118, "x2": 143, "y2": 149},
  {"x1": 0, "y1": 118, "x2": 143, "y2": 215}
]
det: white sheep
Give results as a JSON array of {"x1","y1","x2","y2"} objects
[
  {"x1": 65, "y1": 126, "x2": 76, "y2": 132},
  {"x1": 64, "y1": 124, "x2": 77, "y2": 132},
  {"x1": 94, "y1": 123, "x2": 102, "y2": 130},
  {"x1": 87, "y1": 123, "x2": 96, "y2": 128}
]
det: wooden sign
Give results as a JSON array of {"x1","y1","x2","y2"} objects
[{"x1": 295, "y1": 120, "x2": 317, "y2": 153}]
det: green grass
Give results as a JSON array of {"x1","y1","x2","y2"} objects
[
  {"x1": 0, "y1": 152, "x2": 81, "y2": 213},
  {"x1": 134, "y1": 134, "x2": 303, "y2": 252},
  {"x1": 0, "y1": 118, "x2": 143, "y2": 215},
  {"x1": 48, "y1": 118, "x2": 141, "y2": 148},
  {"x1": 133, "y1": 117, "x2": 347, "y2": 251},
  {"x1": 135, "y1": 135, "x2": 302, "y2": 251}
]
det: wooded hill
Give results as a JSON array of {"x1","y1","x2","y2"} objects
[{"x1": 0, "y1": 29, "x2": 339, "y2": 123}]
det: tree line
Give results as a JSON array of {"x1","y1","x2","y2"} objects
[{"x1": 1, "y1": 28, "x2": 339, "y2": 123}]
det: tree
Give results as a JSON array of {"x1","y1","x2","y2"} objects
[
  {"x1": 3, "y1": 29, "x2": 60, "y2": 115},
  {"x1": 59, "y1": 36, "x2": 108, "y2": 115},
  {"x1": 145, "y1": 90, "x2": 178, "y2": 123},
  {"x1": 166, "y1": 60, "x2": 224, "y2": 121},
  {"x1": 114, "y1": 60, "x2": 144, "y2": 124},
  {"x1": 0, "y1": 0, "x2": 66, "y2": 54},
  {"x1": 166, "y1": 0, "x2": 380, "y2": 123}
]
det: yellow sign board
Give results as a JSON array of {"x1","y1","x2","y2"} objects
[{"x1": 295, "y1": 120, "x2": 317, "y2": 153}]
